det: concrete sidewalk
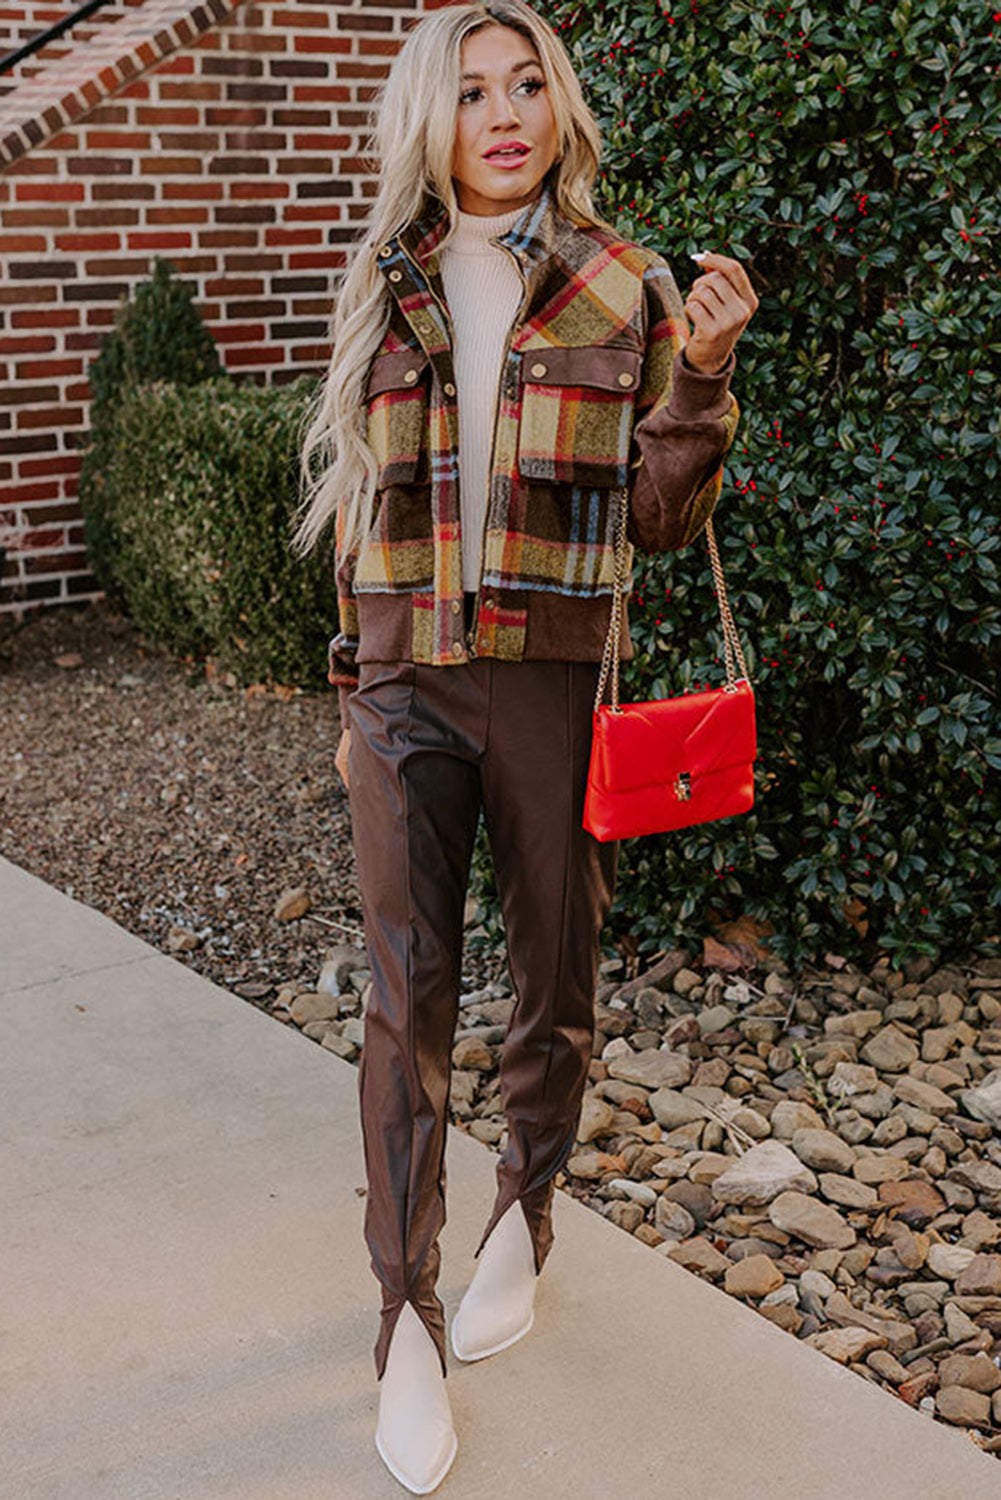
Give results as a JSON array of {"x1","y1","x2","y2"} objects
[{"x1": 0, "y1": 854, "x2": 995, "y2": 1500}]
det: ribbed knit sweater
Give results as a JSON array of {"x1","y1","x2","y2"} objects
[{"x1": 438, "y1": 201, "x2": 526, "y2": 593}]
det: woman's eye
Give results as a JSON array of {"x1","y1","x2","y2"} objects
[{"x1": 459, "y1": 77, "x2": 545, "y2": 106}]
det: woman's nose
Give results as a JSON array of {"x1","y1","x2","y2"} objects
[{"x1": 487, "y1": 95, "x2": 520, "y2": 129}]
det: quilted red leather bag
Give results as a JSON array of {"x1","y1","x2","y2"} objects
[{"x1": 583, "y1": 496, "x2": 757, "y2": 842}]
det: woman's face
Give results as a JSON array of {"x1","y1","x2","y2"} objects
[{"x1": 450, "y1": 24, "x2": 559, "y2": 215}]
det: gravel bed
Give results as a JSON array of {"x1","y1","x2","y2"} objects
[
  {"x1": 4, "y1": 599, "x2": 1001, "y2": 1459},
  {"x1": 0, "y1": 599, "x2": 504, "y2": 1000}
]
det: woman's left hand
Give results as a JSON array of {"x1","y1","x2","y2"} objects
[{"x1": 682, "y1": 251, "x2": 759, "y2": 375}]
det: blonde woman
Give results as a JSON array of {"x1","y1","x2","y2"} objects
[{"x1": 295, "y1": 2, "x2": 757, "y2": 1490}]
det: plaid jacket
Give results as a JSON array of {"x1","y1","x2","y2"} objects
[{"x1": 328, "y1": 168, "x2": 741, "y2": 714}]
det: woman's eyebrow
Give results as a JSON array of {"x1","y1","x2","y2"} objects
[{"x1": 459, "y1": 58, "x2": 542, "y2": 81}]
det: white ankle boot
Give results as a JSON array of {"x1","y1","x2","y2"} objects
[
  {"x1": 375, "y1": 1300, "x2": 457, "y2": 1494},
  {"x1": 450, "y1": 1200, "x2": 538, "y2": 1361}
]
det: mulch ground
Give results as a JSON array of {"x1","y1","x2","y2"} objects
[{"x1": 0, "y1": 598, "x2": 503, "y2": 1001}]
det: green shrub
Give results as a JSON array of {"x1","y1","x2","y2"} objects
[
  {"x1": 93, "y1": 375, "x2": 337, "y2": 689},
  {"x1": 470, "y1": 0, "x2": 1001, "y2": 972},
  {"x1": 79, "y1": 256, "x2": 224, "y2": 599}
]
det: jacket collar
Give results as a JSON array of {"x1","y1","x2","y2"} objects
[{"x1": 395, "y1": 162, "x2": 577, "y2": 287}]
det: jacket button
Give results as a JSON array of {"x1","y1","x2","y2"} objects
[
  {"x1": 451, "y1": 641, "x2": 463, "y2": 657},
  {"x1": 451, "y1": 599, "x2": 461, "y2": 615},
  {"x1": 478, "y1": 635, "x2": 490, "y2": 651},
  {"x1": 404, "y1": 368, "x2": 419, "y2": 383},
  {"x1": 379, "y1": 245, "x2": 393, "y2": 257},
  {"x1": 530, "y1": 361, "x2": 547, "y2": 378},
  {"x1": 444, "y1": 381, "x2": 456, "y2": 396},
  {"x1": 389, "y1": 269, "x2": 403, "y2": 282},
  {"x1": 618, "y1": 371, "x2": 634, "y2": 387}
]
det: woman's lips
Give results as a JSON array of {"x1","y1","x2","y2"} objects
[{"x1": 483, "y1": 146, "x2": 532, "y2": 170}]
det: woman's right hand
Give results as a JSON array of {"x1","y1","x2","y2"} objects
[{"x1": 336, "y1": 726, "x2": 351, "y2": 789}]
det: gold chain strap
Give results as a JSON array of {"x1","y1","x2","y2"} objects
[{"x1": 593, "y1": 490, "x2": 752, "y2": 715}]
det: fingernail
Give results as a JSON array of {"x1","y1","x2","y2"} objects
[{"x1": 690, "y1": 250, "x2": 709, "y2": 260}]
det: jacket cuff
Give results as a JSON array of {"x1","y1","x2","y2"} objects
[{"x1": 667, "y1": 346, "x2": 736, "y2": 422}]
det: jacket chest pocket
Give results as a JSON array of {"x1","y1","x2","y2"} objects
[
  {"x1": 517, "y1": 343, "x2": 643, "y2": 488},
  {"x1": 365, "y1": 345, "x2": 431, "y2": 489}
]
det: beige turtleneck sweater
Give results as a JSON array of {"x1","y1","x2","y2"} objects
[{"x1": 438, "y1": 201, "x2": 526, "y2": 593}]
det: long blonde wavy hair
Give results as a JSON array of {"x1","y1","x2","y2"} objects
[{"x1": 291, "y1": 0, "x2": 619, "y2": 561}]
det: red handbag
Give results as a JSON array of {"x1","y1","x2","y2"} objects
[{"x1": 583, "y1": 496, "x2": 757, "y2": 842}]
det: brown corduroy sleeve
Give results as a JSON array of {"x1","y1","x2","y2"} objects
[{"x1": 627, "y1": 257, "x2": 741, "y2": 554}]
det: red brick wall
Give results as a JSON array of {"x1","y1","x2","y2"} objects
[
  {"x1": 0, "y1": 4, "x2": 148, "y2": 94},
  {"x1": 0, "y1": 0, "x2": 440, "y2": 615}
]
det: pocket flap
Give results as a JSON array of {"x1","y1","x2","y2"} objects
[
  {"x1": 521, "y1": 344, "x2": 643, "y2": 393},
  {"x1": 366, "y1": 347, "x2": 430, "y2": 399}
]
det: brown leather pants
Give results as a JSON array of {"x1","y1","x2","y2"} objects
[{"x1": 345, "y1": 641, "x2": 620, "y2": 1382}]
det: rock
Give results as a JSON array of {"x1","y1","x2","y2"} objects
[
  {"x1": 654, "y1": 1196, "x2": 696, "y2": 1240},
  {"x1": 607, "y1": 1200, "x2": 645, "y2": 1232},
  {"x1": 452, "y1": 1035, "x2": 494, "y2": 1071},
  {"x1": 891, "y1": 1075, "x2": 956, "y2": 1114},
  {"x1": 926, "y1": 1243, "x2": 977, "y2": 1280},
  {"x1": 769, "y1": 1099, "x2": 826, "y2": 1137},
  {"x1": 791, "y1": 1128, "x2": 856, "y2": 1173},
  {"x1": 867, "y1": 1348, "x2": 910, "y2": 1384},
  {"x1": 711, "y1": 1139, "x2": 818, "y2": 1206},
  {"x1": 321, "y1": 1033, "x2": 357, "y2": 1060},
  {"x1": 950, "y1": 1159, "x2": 1001, "y2": 1196},
  {"x1": 935, "y1": 1385, "x2": 991, "y2": 1426},
  {"x1": 939, "y1": 1351, "x2": 1001, "y2": 1394},
  {"x1": 273, "y1": 886, "x2": 310, "y2": 922},
  {"x1": 632, "y1": 986, "x2": 666, "y2": 1028},
  {"x1": 876, "y1": 1179, "x2": 946, "y2": 1225},
  {"x1": 234, "y1": 980, "x2": 271, "y2": 999},
  {"x1": 469, "y1": 1118, "x2": 504, "y2": 1144},
  {"x1": 768, "y1": 1191, "x2": 856, "y2": 1249},
  {"x1": 826, "y1": 1009, "x2": 883, "y2": 1040},
  {"x1": 566, "y1": 1149, "x2": 627, "y2": 1180},
  {"x1": 826, "y1": 1062, "x2": 881, "y2": 1101},
  {"x1": 698, "y1": 1005, "x2": 736, "y2": 1035},
  {"x1": 663, "y1": 1236, "x2": 731, "y2": 1276},
  {"x1": 891, "y1": 1227, "x2": 930, "y2": 1271},
  {"x1": 167, "y1": 925, "x2": 200, "y2": 953},
  {"x1": 316, "y1": 943, "x2": 368, "y2": 997},
  {"x1": 944, "y1": 1302, "x2": 980, "y2": 1342},
  {"x1": 577, "y1": 1092, "x2": 617, "y2": 1144},
  {"x1": 955, "y1": 1254, "x2": 1001, "y2": 1297},
  {"x1": 806, "y1": 1326, "x2": 887, "y2": 1363},
  {"x1": 853, "y1": 1155, "x2": 912, "y2": 1185},
  {"x1": 647, "y1": 1087, "x2": 708, "y2": 1131},
  {"x1": 860, "y1": 1025, "x2": 919, "y2": 1072},
  {"x1": 606, "y1": 1177, "x2": 658, "y2": 1206},
  {"x1": 800, "y1": 1267, "x2": 837, "y2": 1300},
  {"x1": 961, "y1": 1068, "x2": 1001, "y2": 1129},
  {"x1": 341, "y1": 1017, "x2": 365, "y2": 1048},
  {"x1": 606, "y1": 1047, "x2": 692, "y2": 1090},
  {"x1": 724, "y1": 1253, "x2": 785, "y2": 1298},
  {"x1": 817, "y1": 1173, "x2": 878, "y2": 1210},
  {"x1": 290, "y1": 991, "x2": 339, "y2": 1025},
  {"x1": 673, "y1": 967, "x2": 702, "y2": 996},
  {"x1": 450, "y1": 1070, "x2": 477, "y2": 1108},
  {"x1": 920, "y1": 1025, "x2": 960, "y2": 1063}
]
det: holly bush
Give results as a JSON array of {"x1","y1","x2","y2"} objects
[{"x1": 473, "y1": 0, "x2": 1000, "y2": 972}]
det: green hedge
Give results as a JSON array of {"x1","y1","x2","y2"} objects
[
  {"x1": 89, "y1": 375, "x2": 337, "y2": 689},
  {"x1": 472, "y1": 0, "x2": 1001, "y2": 972},
  {"x1": 79, "y1": 256, "x2": 225, "y2": 602}
]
